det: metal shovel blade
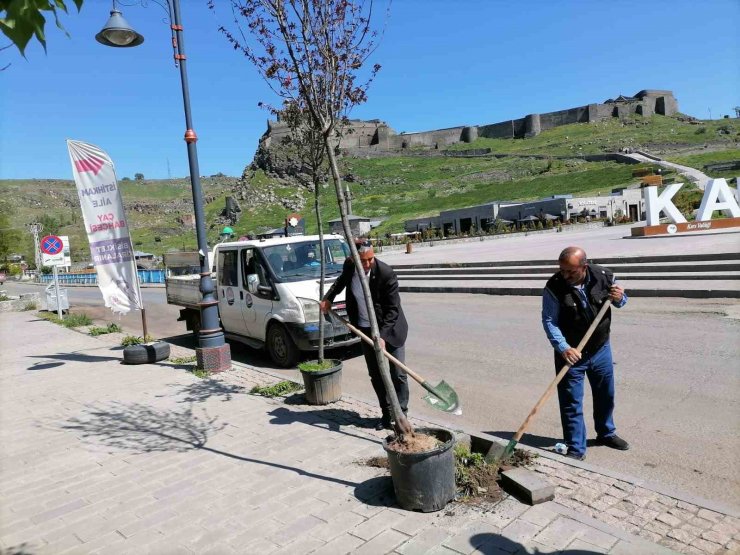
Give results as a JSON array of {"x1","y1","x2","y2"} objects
[{"x1": 421, "y1": 380, "x2": 462, "y2": 415}]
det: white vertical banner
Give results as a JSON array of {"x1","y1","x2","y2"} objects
[{"x1": 67, "y1": 139, "x2": 143, "y2": 315}]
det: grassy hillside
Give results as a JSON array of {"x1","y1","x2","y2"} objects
[
  {"x1": 1, "y1": 114, "x2": 738, "y2": 265},
  {"x1": 0, "y1": 177, "x2": 236, "y2": 264}
]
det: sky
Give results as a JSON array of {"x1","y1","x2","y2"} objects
[{"x1": 1, "y1": 0, "x2": 738, "y2": 180}]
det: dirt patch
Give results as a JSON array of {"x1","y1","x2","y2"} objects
[
  {"x1": 457, "y1": 464, "x2": 504, "y2": 505},
  {"x1": 386, "y1": 432, "x2": 441, "y2": 454},
  {"x1": 508, "y1": 448, "x2": 537, "y2": 468},
  {"x1": 356, "y1": 456, "x2": 389, "y2": 469}
]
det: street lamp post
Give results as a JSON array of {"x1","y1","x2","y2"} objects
[{"x1": 96, "y1": 1, "x2": 231, "y2": 373}]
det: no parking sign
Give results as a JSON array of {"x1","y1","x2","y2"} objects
[{"x1": 41, "y1": 235, "x2": 65, "y2": 266}]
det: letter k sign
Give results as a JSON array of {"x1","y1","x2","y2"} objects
[{"x1": 645, "y1": 183, "x2": 687, "y2": 226}]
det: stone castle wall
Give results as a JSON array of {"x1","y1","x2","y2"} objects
[{"x1": 261, "y1": 89, "x2": 678, "y2": 153}]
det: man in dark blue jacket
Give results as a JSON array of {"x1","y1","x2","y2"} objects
[
  {"x1": 320, "y1": 240, "x2": 409, "y2": 430},
  {"x1": 542, "y1": 246, "x2": 629, "y2": 460}
]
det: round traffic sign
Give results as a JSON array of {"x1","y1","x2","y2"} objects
[{"x1": 41, "y1": 235, "x2": 64, "y2": 255}]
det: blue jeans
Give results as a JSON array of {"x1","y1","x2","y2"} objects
[{"x1": 555, "y1": 342, "x2": 617, "y2": 457}]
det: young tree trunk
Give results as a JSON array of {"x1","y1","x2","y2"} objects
[
  {"x1": 315, "y1": 176, "x2": 326, "y2": 364},
  {"x1": 324, "y1": 140, "x2": 413, "y2": 438}
]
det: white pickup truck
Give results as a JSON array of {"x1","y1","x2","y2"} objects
[{"x1": 164, "y1": 234, "x2": 358, "y2": 367}]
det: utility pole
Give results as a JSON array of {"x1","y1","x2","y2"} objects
[
  {"x1": 167, "y1": 158, "x2": 172, "y2": 179},
  {"x1": 27, "y1": 222, "x2": 43, "y2": 271}
]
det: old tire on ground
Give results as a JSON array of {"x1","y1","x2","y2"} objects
[
  {"x1": 123, "y1": 341, "x2": 171, "y2": 365},
  {"x1": 266, "y1": 322, "x2": 299, "y2": 368}
]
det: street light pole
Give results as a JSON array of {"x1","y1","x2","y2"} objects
[{"x1": 96, "y1": 0, "x2": 230, "y2": 373}]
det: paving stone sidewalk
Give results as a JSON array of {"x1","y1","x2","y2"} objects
[{"x1": 0, "y1": 311, "x2": 732, "y2": 554}]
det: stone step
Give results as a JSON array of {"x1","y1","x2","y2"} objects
[
  {"x1": 399, "y1": 279, "x2": 740, "y2": 298},
  {"x1": 390, "y1": 251, "x2": 740, "y2": 269},
  {"x1": 395, "y1": 263, "x2": 740, "y2": 276},
  {"x1": 398, "y1": 272, "x2": 740, "y2": 281}
]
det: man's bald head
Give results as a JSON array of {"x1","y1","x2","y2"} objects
[
  {"x1": 559, "y1": 246, "x2": 587, "y2": 266},
  {"x1": 558, "y1": 246, "x2": 588, "y2": 285}
]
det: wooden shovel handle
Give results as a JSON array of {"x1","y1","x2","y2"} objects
[
  {"x1": 328, "y1": 309, "x2": 426, "y2": 385},
  {"x1": 511, "y1": 299, "x2": 612, "y2": 444}
]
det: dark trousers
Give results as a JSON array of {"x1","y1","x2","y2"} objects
[
  {"x1": 359, "y1": 327, "x2": 409, "y2": 420},
  {"x1": 555, "y1": 341, "x2": 617, "y2": 457}
]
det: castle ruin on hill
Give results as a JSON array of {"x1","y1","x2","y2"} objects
[{"x1": 260, "y1": 89, "x2": 678, "y2": 154}]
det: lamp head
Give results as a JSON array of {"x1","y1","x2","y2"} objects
[{"x1": 95, "y1": 9, "x2": 144, "y2": 48}]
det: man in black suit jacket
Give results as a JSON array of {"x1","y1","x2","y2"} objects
[{"x1": 320, "y1": 241, "x2": 409, "y2": 430}]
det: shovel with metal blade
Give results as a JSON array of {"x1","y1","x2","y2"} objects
[{"x1": 329, "y1": 309, "x2": 462, "y2": 415}]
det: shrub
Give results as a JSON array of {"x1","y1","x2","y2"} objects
[
  {"x1": 22, "y1": 301, "x2": 37, "y2": 311},
  {"x1": 37, "y1": 312, "x2": 92, "y2": 328},
  {"x1": 250, "y1": 380, "x2": 303, "y2": 397},
  {"x1": 298, "y1": 360, "x2": 336, "y2": 372},
  {"x1": 121, "y1": 334, "x2": 154, "y2": 346},
  {"x1": 0, "y1": 294, "x2": 10, "y2": 302},
  {"x1": 89, "y1": 323, "x2": 122, "y2": 336}
]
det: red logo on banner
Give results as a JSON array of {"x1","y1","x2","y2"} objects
[{"x1": 74, "y1": 155, "x2": 105, "y2": 175}]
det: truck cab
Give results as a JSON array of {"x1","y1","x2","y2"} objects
[{"x1": 166, "y1": 234, "x2": 357, "y2": 367}]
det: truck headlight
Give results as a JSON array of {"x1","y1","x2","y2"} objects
[{"x1": 297, "y1": 297, "x2": 320, "y2": 323}]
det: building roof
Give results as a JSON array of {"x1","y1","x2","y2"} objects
[{"x1": 328, "y1": 214, "x2": 370, "y2": 223}]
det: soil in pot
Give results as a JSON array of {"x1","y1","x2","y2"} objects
[{"x1": 383, "y1": 427, "x2": 456, "y2": 512}]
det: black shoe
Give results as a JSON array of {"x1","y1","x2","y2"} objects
[
  {"x1": 375, "y1": 419, "x2": 392, "y2": 431},
  {"x1": 597, "y1": 435, "x2": 630, "y2": 451},
  {"x1": 564, "y1": 452, "x2": 585, "y2": 461}
]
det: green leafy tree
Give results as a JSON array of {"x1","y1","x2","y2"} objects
[
  {"x1": 0, "y1": 202, "x2": 21, "y2": 261},
  {"x1": 1, "y1": 0, "x2": 83, "y2": 57},
  {"x1": 134, "y1": 173, "x2": 144, "y2": 181},
  {"x1": 38, "y1": 213, "x2": 60, "y2": 235}
]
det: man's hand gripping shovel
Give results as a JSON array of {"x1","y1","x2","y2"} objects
[{"x1": 329, "y1": 309, "x2": 462, "y2": 415}]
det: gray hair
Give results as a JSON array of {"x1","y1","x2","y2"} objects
[{"x1": 356, "y1": 238, "x2": 373, "y2": 254}]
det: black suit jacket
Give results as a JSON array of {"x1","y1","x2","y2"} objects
[{"x1": 324, "y1": 257, "x2": 408, "y2": 348}]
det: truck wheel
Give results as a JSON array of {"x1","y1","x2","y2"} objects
[
  {"x1": 123, "y1": 341, "x2": 171, "y2": 365},
  {"x1": 267, "y1": 323, "x2": 299, "y2": 368}
]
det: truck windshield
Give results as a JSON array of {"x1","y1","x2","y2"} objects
[{"x1": 262, "y1": 239, "x2": 349, "y2": 282}]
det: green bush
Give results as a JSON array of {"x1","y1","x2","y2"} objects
[
  {"x1": 250, "y1": 380, "x2": 303, "y2": 397},
  {"x1": 37, "y1": 312, "x2": 93, "y2": 328},
  {"x1": 298, "y1": 360, "x2": 336, "y2": 372},
  {"x1": 0, "y1": 294, "x2": 10, "y2": 302},
  {"x1": 121, "y1": 334, "x2": 154, "y2": 346},
  {"x1": 89, "y1": 323, "x2": 122, "y2": 336},
  {"x1": 22, "y1": 301, "x2": 37, "y2": 311}
]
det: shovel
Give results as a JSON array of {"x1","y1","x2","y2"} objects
[
  {"x1": 492, "y1": 298, "x2": 612, "y2": 463},
  {"x1": 329, "y1": 309, "x2": 462, "y2": 415}
]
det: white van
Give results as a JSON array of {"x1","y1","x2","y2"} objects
[{"x1": 165, "y1": 234, "x2": 358, "y2": 367}]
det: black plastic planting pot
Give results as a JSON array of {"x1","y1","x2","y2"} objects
[
  {"x1": 383, "y1": 427, "x2": 456, "y2": 512},
  {"x1": 300, "y1": 361, "x2": 342, "y2": 405}
]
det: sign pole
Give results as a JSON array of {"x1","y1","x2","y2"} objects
[{"x1": 53, "y1": 264, "x2": 63, "y2": 320}]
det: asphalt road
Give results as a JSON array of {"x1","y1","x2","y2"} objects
[{"x1": 5, "y1": 281, "x2": 739, "y2": 508}]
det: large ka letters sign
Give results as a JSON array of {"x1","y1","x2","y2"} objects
[{"x1": 645, "y1": 178, "x2": 740, "y2": 226}]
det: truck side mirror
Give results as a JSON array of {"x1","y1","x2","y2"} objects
[{"x1": 246, "y1": 274, "x2": 259, "y2": 294}]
